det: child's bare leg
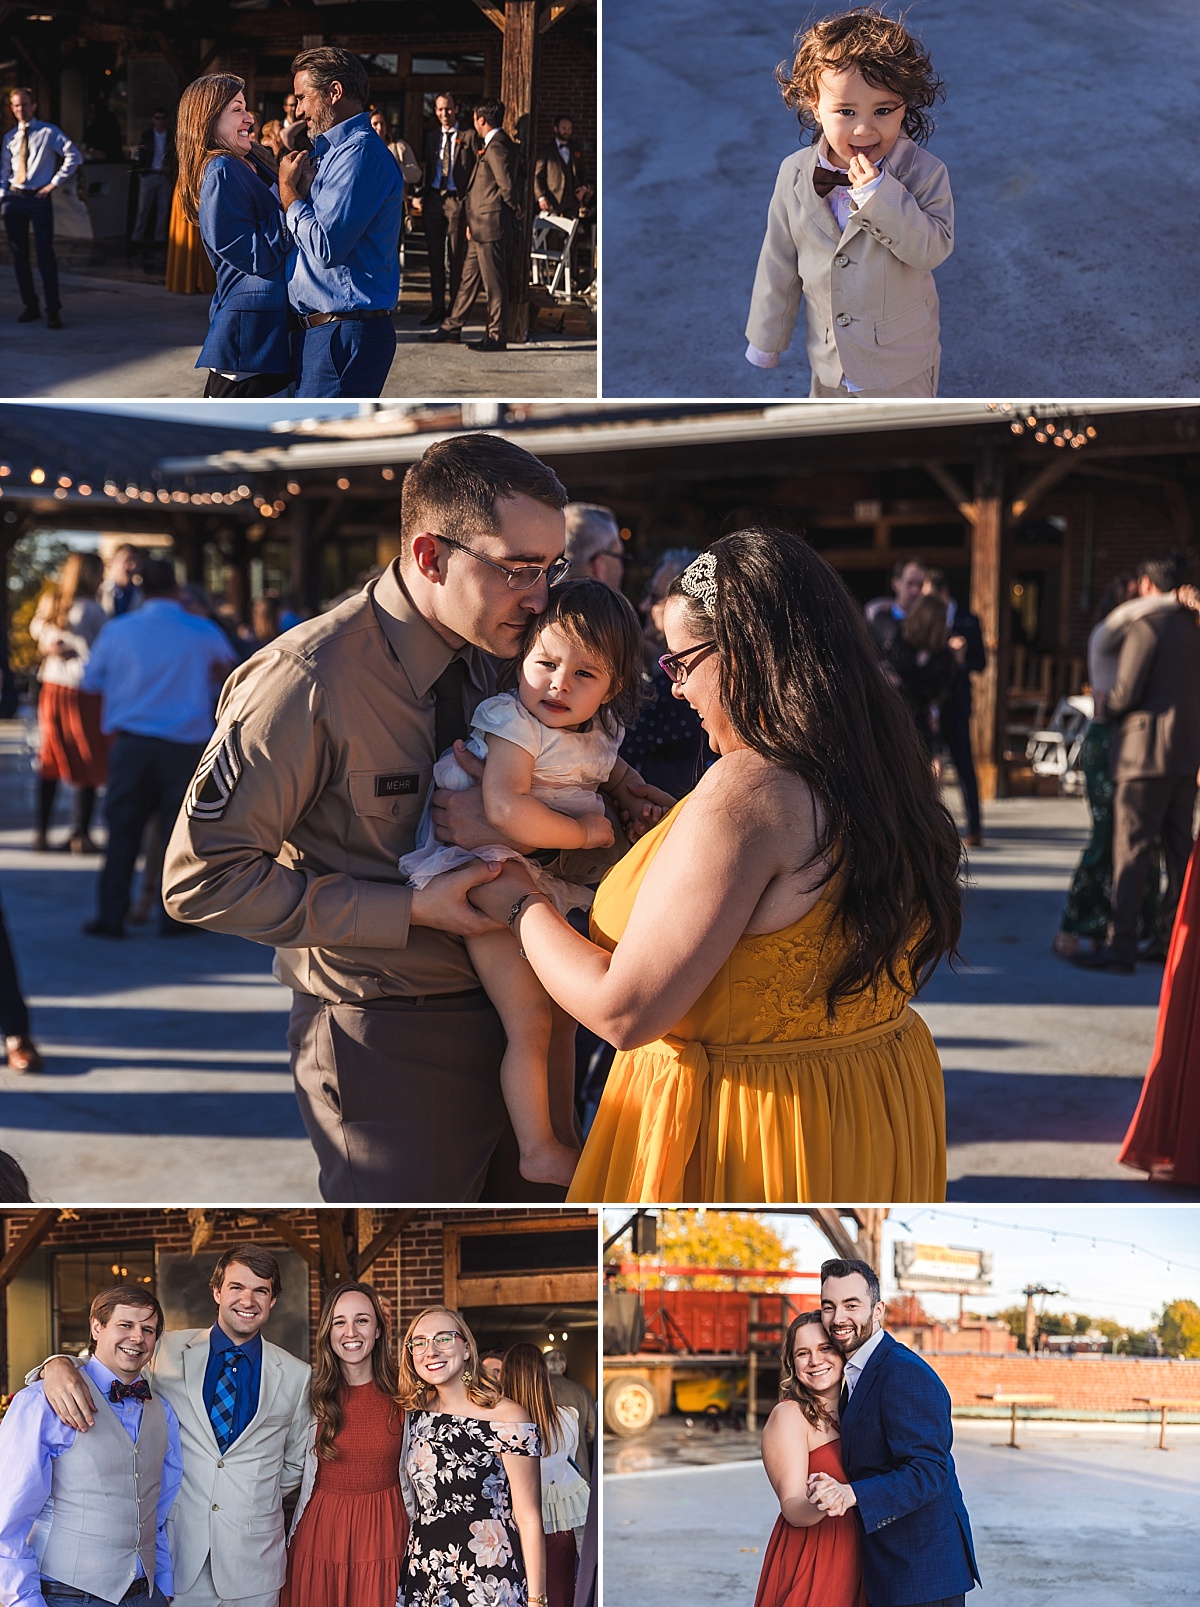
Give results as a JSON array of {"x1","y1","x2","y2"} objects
[
  {"x1": 466, "y1": 930, "x2": 582, "y2": 1187},
  {"x1": 548, "y1": 1001, "x2": 584, "y2": 1147}
]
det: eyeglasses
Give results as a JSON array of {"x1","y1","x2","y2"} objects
[
  {"x1": 406, "y1": 1330, "x2": 462, "y2": 1354},
  {"x1": 431, "y1": 533, "x2": 570, "y2": 592},
  {"x1": 659, "y1": 641, "x2": 716, "y2": 684}
]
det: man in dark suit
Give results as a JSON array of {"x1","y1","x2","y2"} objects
[
  {"x1": 417, "y1": 92, "x2": 476, "y2": 325},
  {"x1": 1075, "y1": 551, "x2": 1200, "y2": 972},
  {"x1": 809, "y1": 1258, "x2": 980, "y2": 1607},
  {"x1": 131, "y1": 108, "x2": 175, "y2": 258},
  {"x1": 925, "y1": 569, "x2": 986, "y2": 847},
  {"x1": 534, "y1": 114, "x2": 592, "y2": 218},
  {"x1": 423, "y1": 98, "x2": 518, "y2": 353}
]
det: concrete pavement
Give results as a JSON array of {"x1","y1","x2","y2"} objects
[
  {"x1": 603, "y1": 1421, "x2": 1200, "y2": 1606},
  {"x1": 0, "y1": 714, "x2": 1193, "y2": 1203},
  {"x1": 0, "y1": 273, "x2": 596, "y2": 399},
  {"x1": 601, "y1": 0, "x2": 1200, "y2": 398}
]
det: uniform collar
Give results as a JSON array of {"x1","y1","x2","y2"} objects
[{"x1": 371, "y1": 560, "x2": 491, "y2": 699}]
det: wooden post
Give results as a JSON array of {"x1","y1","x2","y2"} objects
[
  {"x1": 969, "y1": 447, "x2": 1006, "y2": 800},
  {"x1": 501, "y1": 0, "x2": 541, "y2": 342}
]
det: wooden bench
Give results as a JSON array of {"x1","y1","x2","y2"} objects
[
  {"x1": 1134, "y1": 1397, "x2": 1200, "y2": 1450},
  {"x1": 976, "y1": 1392, "x2": 1055, "y2": 1448}
]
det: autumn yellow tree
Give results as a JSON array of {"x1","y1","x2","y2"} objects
[
  {"x1": 609, "y1": 1211, "x2": 796, "y2": 1291},
  {"x1": 1157, "y1": 1299, "x2": 1200, "y2": 1358}
]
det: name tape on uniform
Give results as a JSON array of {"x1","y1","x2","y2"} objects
[
  {"x1": 375, "y1": 773, "x2": 420, "y2": 797},
  {"x1": 186, "y1": 723, "x2": 245, "y2": 821}
]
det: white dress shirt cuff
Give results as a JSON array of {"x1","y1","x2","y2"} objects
[
  {"x1": 849, "y1": 172, "x2": 884, "y2": 203},
  {"x1": 745, "y1": 342, "x2": 779, "y2": 369}
]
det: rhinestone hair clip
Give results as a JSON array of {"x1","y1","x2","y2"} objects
[{"x1": 679, "y1": 551, "x2": 718, "y2": 616}]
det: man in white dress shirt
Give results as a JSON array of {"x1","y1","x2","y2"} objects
[
  {"x1": 80, "y1": 557, "x2": 236, "y2": 938},
  {"x1": 0, "y1": 87, "x2": 82, "y2": 329}
]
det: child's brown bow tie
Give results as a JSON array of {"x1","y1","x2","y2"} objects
[{"x1": 813, "y1": 166, "x2": 854, "y2": 198}]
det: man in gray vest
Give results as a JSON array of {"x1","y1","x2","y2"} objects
[{"x1": 0, "y1": 1284, "x2": 182, "y2": 1607}]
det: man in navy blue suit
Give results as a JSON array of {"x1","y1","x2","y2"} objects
[{"x1": 809, "y1": 1258, "x2": 980, "y2": 1607}]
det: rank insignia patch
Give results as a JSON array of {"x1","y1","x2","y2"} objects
[{"x1": 186, "y1": 722, "x2": 245, "y2": 820}]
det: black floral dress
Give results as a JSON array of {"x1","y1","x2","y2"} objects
[{"x1": 400, "y1": 1411, "x2": 541, "y2": 1607}]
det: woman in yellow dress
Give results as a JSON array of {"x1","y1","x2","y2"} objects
[{"x1": 470, "y1": 528, "x2": 963, "y2": 1203}]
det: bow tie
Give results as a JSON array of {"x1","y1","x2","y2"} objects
[
  {"x1": 109, "y1": 1379, "x2": 151, "y2": 1403},
  {"x1": 813, "y1": 165, "x2": 854, "y2": 198}
]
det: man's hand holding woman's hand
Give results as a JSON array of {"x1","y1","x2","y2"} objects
[
  {"x1": 465, "y1": 860, "x2": 540, "y2": 926},
  {"x1": 278, "y1": 150, "x2": 315, "y2": 209},
  {"x1": 806, "y1": 1471, "x2": 856, "y2": 1516},
  {"x1": 409, "y1": 859, "x2": 506, "y2": 938}
]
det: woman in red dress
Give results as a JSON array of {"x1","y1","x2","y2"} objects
[
  {"x1": 754, "y1": 1311, "x2": 866, "y2": 1607},
  {"x1": 282, "y1": 1281, "x2": 409, "y2": 1607},
  {"x1": 1118, "y1": 829, "x2": 1200, "y2": 1185}
]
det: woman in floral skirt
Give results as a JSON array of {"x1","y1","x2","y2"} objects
[{"x1": 398, "y1": 1307, "x2": 547, "y2": 1607}]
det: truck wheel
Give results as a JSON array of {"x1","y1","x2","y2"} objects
[{"x1": 604, "y1": 1377, "x2": 658, "y2": 1437}]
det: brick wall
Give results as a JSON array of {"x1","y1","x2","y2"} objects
[{"x1": 926, "y1": 1352, "x2": 1200, "y2": 1413}]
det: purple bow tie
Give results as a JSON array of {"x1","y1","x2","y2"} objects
[{"x1": 109, "y1": 1378, "x2": 151, "y2": 1403}]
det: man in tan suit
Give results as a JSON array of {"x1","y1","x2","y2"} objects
[
  {"x1": 31, "y1": 1245, "x2": 312, "y2": 1607},
  {"x1": 1074, "y1": 552, "x2": 1200, "y2": 972},
  {"x1": 424, "y1": 99, "x2": 519, "y2": 352}
]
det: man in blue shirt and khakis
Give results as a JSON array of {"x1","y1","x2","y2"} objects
[{"x1": 279, "y1": 47, "x2": 404, "y2": 397}]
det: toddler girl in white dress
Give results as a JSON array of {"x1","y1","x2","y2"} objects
[{"x1": 400, "y1": 580, "x2": 654, "y2": 1186}]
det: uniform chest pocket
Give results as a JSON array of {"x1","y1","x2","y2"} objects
[{"x1": 347, "y1": 768, "x2": 428, "y2": 822}]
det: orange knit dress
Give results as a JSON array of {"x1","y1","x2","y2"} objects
[{"x1": 282, "y1": 1382, "x2": 409, "y2": 1607}]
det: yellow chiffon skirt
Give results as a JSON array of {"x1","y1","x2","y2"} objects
[{"x1": 567, "y1": 1007, "x2": 945, "y2": 1204}]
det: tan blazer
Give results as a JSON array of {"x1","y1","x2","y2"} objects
[
  {"x1": 1107, "y1": 605, "x2": 1200, "y2": 780},
  {"x1": 149, "y1": 1329, "x2": 312, "y2": 1600},
  {"x1": 746, "y1": 134, "x2": 953, "y2": 390}
]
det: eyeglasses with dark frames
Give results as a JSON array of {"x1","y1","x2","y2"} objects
[
  {"x1": 430, "y1": 533, "x2": 570, "y2": 592},
  {"x1": 406, "y1": 1329, "x2": 462, "y2": 1354},
  {"x1": 658, "y1": 641, "x2": 717, "y2": 684}
]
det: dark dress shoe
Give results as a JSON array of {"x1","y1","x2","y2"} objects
[
  {"x1": 467, "y1": 336, "x2": 507, "y2": 352},
  {"x1": 46, "y1": 312, "x2": 63, "y2": 329},
  {"x1": 82, "y1": 919, "x2": 126, "y2": 939},
  {"x1": 1069, "y1": 945, "x2": 1135, "y2": 974},
  {"x1": 6, "y1": 1035, "x2": 44, "y2": 1073},
  {"x1": 420, "y1": 327, "x2": 460, "y2": 343},
  {"x1": 420, "y1": 307, "x2": 447, "y2": 325},
  {"x1": 17, "y1": 305, "x2": 40, "y2": 323}
]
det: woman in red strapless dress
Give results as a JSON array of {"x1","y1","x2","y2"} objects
[
  {"x1": 754, "y1": 1311, "x2": 866, "y2": 1607},
  {"x1": 1118, "y1": 830, "x2": 1200, "y2": 1185},
  {"x1": 282, "y1": 1281, "x2": 409, "y2": 1607}
]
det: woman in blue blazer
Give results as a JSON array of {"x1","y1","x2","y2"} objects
[{"x1": 177, "y1": 72, "x2": 293, "y2": 397}]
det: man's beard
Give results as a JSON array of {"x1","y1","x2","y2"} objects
[
  {"x1": 826, "y1": 1315, "x2": 874, "y2": 1354},
  {"x1": 305, "y1": 103, "x2": 334, "y2": 138}
]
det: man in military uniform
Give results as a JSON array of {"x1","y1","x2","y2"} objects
[{"x1": 163, "y1": 432, "x2": 660, "y2": 1202}]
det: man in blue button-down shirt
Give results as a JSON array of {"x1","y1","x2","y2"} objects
[
  {"x1": 0, "y1": 87, "x2": 82, "y2": 329},
  {"x1": 278, "y1": 47, "x2": 403, "y2": 397}
]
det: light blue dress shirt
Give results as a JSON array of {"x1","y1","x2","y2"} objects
[
  {"x1": 286, "y1": 110, "x2": 404, "y2": 314},
  {"x1": 0, "y1": 119, "x2": 82, "y2": 197},
  {"x1": 81, "y1": 599, "x2": 236, "y2": 743},
  {"x1": 0, "y1": 1356, "x2": 184, "y2": 1606}
]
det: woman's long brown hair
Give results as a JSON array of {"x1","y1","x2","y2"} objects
[
  {"x1": 310, "y1": 1281, "x2": 401, "y2": 1459},
  {"x1": 668, "y1": 527, "x2": 962, "y2": 1016},
  {"x1": 176, "y1": 73, "x2": 248, "y2": 223},
  {"x1": 499, "y1": 1342, "x2": 563, "y2": 1454},
  {"x1": 778, "y1": 1310, "x2": 841, "y2": 1430},
  {"x1": 396, "y1": 1306, "x2": 501, "y2": 1412},
  {"x1": 49, "y1": 551, "x2": 103, "y2": 631}
]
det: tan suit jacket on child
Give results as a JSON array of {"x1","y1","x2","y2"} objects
[{"x1": 746, "y1": 134, "x2": 953, "y2": 392}]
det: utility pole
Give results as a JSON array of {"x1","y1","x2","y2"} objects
[{"x1": 1023, "y1": 1284, "x2": 1063, "y2": 1353}]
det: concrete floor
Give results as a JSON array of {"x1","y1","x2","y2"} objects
[
  {"x1": 603, "y1": 1421, "x2": 1200, "y2": 1605},
  {"x1": 0, "y1": 272, "x2": 596, "y2": 400},
  {"x1": 601, "y1": 0, "x2": 1200, "y2": 399},
  {"x1": 0, "y1": 716, "x2": 1194, "y2": 1204}
]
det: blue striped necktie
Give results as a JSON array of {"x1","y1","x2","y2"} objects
[{"x1": 210, "y1": 1350, "x2": 242, "y2": 1451}]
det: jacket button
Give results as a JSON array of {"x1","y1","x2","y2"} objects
[
  {"x1": 835, "y1": 313, "x2": 851, "y2": 327},
  {"x1": 212, "y1": 1503, "x2": 220, "y2": 1511},
  {"x1": 835, "y1": 253, "x2": 849, "y2": 267},
  {"x1": 217, "y1": 1460, "x2": 224, "y2": 1468}
]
